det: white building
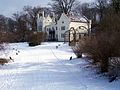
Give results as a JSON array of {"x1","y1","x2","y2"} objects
[
  {"x1": 37, "y1": 11, "x2": 53, "y2": 32},
  {"x1": 37, "y1": 12, "x2": 91, "y2": 41}
]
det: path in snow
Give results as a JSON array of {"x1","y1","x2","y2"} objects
[{"x1": 0, "y1": 42, "x2": 120, "y2": 90}]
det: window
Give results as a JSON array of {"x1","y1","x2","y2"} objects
[
  {"x1": 56, "y1": 34, "x2": 58, "y2": 38},
  {"x1": 61, "y1": 26, "x2": 65, "y2": 30},
  {"x1": 56, "y1": 27, "x2": 57, "y2": 30},
  {"x1": 62, "y1": 21, "x2": 64, "y2": 23},
  {"x1": 61, "y1": 34, "x2": 64, "y2": 38},
  {"x1": 39, "y1": 13, "x2": 42, "y2": 17},
  {"x1": 39, "y1": 26, "x2": 42, "y2": 31}
]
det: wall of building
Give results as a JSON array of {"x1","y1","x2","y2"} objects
[
  {"x1": 43, "y1": 15, "x2": 53, "y2": 31},
  {"x1": 45, "y1": 22, "x2": 57, "y2": 40},
  {"x1": 57, "y1": 13, "x2": 70, "y2": 41},
  {"x1": 69, "y1": 21, "x2": 90, "y2": 42},
  {"x1": 37, "y1": 12, "x2": 91, "y2": 42},
  {"x1": 70, "y1": 22, "x2": 88, "y2": 31},
  {"x1": 37, "y1": 12, "x2": 53, "y2": 32}
]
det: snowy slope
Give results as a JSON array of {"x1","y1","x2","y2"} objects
[{"x1": 0, "y1": 42, "x2": 120, "y2": 90}]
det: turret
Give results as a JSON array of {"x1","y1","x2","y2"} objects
[
  {"x1": 37, "y1": 11, "x2": 45, "y2": 32},
  {"x1": 37, "y1": 11, "x2": 45, "y2": 19}
]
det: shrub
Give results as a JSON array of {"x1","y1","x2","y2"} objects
[
  {"x1": 109, "y1": 57, "x2": 120, "y2": 76},
  {"x1": 74, "y1": 10, "x2": 120, "y2": 74},
  {"x1": 0, "y1": 31, "x2": 20, "y2": 43},
  {"x1": 0, "y1": 58, "x2": 10, "y2": 65},
  {"x1": 72, "y1": 44, "x2": 82, "y2": 58},
  {"x1": 76, "y1": 31, "x2": 120, "y2": 73},
  {"x1": 28, "y1": 42, "x2": 37, "y2": 46},
  {"x1": 28, "y1": 31, "x2": 46, "y2": 46}
]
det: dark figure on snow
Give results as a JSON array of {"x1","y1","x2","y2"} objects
[
  {"x1": 69, "y1": 56, "x2": 72, "y2": 60},
  {"x1": 9, "y1": 57, "x2": 14, "y2": 62},
  {"x1": 9, "y1": 57, "x2": 13, "y2": 60},
  {"x1": 16, "y1": 53, "x2": 18, "y2": 55},
  {"x1": 56, "y1": 46, "x2": 58, "y2": 49},
  {"x1": 109, "y1": 75, "x2": 118, "y2": 82}
]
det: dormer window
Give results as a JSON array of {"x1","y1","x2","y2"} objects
[{"x1": 62, "y1": 21, "x2": 64, "y2": 24}]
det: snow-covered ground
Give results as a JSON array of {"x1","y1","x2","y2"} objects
[{"x1": 0, "y1": 42, "x2": 120, "y2": 90}]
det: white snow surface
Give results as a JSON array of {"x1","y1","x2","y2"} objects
[{"x1": 0, "y1": 42, "x2": 120, "y2": 90}]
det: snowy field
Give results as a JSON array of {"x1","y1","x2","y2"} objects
[{"x1": 0, "y1": 42, "x2": 120, "y2": 90}]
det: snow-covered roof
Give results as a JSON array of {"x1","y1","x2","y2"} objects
[{"x1": 68, "y1": 14, "x2": 88, "y2": 22}]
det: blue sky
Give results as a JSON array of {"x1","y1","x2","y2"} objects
[{"x1": 0, "y1": 0, "x2": 94, "y2": 17}]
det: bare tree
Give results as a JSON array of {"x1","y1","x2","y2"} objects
[
  {"x1": 7, "y1": 18, "x2": 16, "y2": 32},
  {"x1": 74, "y1": 3, "x2": 96, "y2": 20},
  {"x1": 50, "y1": 0, "x2": 76, "y2": 16},
  {"x1": 111, "y1": 0, "x2": 120, "y2": 14},
  {"x1": 12, "y1": 12, "x2": 29, "y2": 42},
  {"x1": 95, "y1": 0, "x2": 108, "y2": 21},
  {"x1": 0, "y1": 15, "x2": 7, "y2": 32},
  {"x1": 23, "y1": 6, "x2": 42, "y2": 31}
]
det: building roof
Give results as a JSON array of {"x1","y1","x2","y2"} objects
[
  {"x1": 68, "y1": 14, "x2": 88, "y2": 22},
  {"x1": 60, "y1": 13, "x2": 88, "y2": 23}
]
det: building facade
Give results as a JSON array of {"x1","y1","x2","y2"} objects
[{"x1": 37, "y1": 11, "x2": 91, "y2": 41}]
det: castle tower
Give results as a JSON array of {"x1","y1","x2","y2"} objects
[{"x1": 37, "y1": 11, "x2": 45, "y2": 32}]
